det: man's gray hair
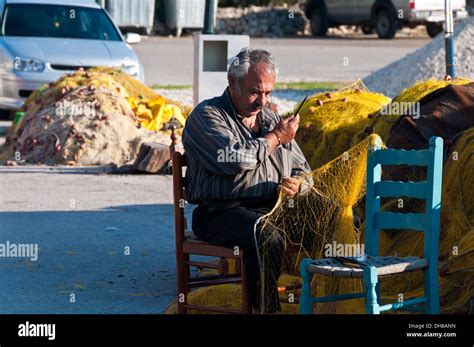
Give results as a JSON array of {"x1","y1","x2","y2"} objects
[{"x1": 228, "y1": 48, "x2": 278, "y2": 89}]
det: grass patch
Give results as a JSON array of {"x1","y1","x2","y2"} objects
[
  {"x1": 150, "y1": 81, "x2": 344, "y2": 91},
  {"x1": 149, "y1": 84, "x2": 192, "y2": 90},
  {"x1": 275, "y1": 81, "x2": 343, "y2": 90}
]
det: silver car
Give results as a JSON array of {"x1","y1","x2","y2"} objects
[{"x1": 0, "y1": 0, "x2": 144, "y2": 113}]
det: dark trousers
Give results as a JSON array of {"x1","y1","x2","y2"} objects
[{"x1": 192, "y1": 203, "x2": 284, "y2": 313}]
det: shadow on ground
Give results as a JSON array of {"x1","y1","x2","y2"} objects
[{"x1": 0, "y1": 203, "x2": 194, "y2": 314}]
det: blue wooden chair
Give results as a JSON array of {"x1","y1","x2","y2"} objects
[{"x1": 300, "y1": 136, "x2": 444, "y2": 314}]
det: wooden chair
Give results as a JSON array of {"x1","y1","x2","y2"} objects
[
  {"x1": 300, "y1": 136, "x2": 444, "y2": 314},
  {"x1": 170, "y1": 129, "x2": 252, "y2": 314}
]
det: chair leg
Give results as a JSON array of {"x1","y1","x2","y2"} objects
[
  {"x1": 376, "y1": 283, "x2": 381, "y2": 305},
  {"x1": 235, "y1": 257, "x2": 242, "y2": 275},
  {"x1": 364, "y1": 266, "x2": 380, "y2": 314},
  {"x1": 299, "y1": 259, "x2": 314, "y2": 314},
  {"x1": 177, "y1": 254, "x2": 190, "y2": 314},
  {"x1": 239, "y1": 254, "x2": 252, "y2": 314},
  {"x1": 424, "y1": 263, "x2": 440, "y2": 314}
]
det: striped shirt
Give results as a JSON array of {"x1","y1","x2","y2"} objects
[{"x1": 182, "y1": 88, "x2": 312, "y2": 205}]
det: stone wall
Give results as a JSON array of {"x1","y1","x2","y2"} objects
[
  {"x1": 216, "y1": 5, "x2": 307, "y2": 37},
  {"x1": 214, "y1": 2, "x2": 457, "y2": 38},
  {"x1": 468, "y1": 0, "x2": 474, "y2": 15}
]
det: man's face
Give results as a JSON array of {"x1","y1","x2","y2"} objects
[{"x1": 229, "y1": 63, "x2": 276, "y2": 118}]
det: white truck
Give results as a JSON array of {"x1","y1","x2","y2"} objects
[{"x1": 304, "y1": 0, "x2": 468, "y2": 39}]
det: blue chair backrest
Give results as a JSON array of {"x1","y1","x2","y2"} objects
[{"x1": 365, "y1": 136, "x2": 444, "y2": 263}]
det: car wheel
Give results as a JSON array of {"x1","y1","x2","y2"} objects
[
  {"x1": 361, "y1": 25, "x2": 374, "y2": 35},
  {"x1": 173, "y1": 27, "x2": 182, "y2": 37},
  {"x1": 310, "y1": 7, "x2": 328, "y2": 37},
  {"x1": 375, "y1": 8, "x2": 397, "y2": 39},
  {"x1": 426, "y1": 23, "x2": 443, "y2": 38}
]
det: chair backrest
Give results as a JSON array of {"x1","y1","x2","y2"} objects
[
  {"x1": 365, "y1": 136, "x2": 444, "y2": 263},
  {"x1": 170, "y1": 128, "x2": 187, "y2": 250}
]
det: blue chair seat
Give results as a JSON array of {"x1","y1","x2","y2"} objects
[{"x1": 306, "y1": 256, "x2": 428, "y2": 278}]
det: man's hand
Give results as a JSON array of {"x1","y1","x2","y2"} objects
[
  {"x1": 278, "y1": 176, "x2": 301, "y2": 198},
  {"x1": 272, "y1": 114, "x2": 300, "y2": 145}
]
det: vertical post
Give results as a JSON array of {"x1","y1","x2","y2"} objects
[
  {"x1": 424, "y1": 137, "x2": 443, "y2": 314},
  {"x1": 170, "y1": 128, "x2": 188, "y2": 314},
  {"x1": 364, "y1": 267, "x2": 380, "y2": 314},
  {"x1": 299, "y1": 259, "x2": 314, "y2": 314},
  {"x1": 239, "y1": 250, "x2": 252, "y2": 314},
  {"x1": 203, "y1": 0, "x2": 217, "y2": 34},
  {"x1": 365, "y1": 137, "x2": 382, "y2": 257},
  {"x1": 444, "y1": 0, "x2": 455, "y2": 78}
]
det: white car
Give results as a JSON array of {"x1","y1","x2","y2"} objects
[{"x1": 0, "y1": 0, "x2": 144, "y2": 113}]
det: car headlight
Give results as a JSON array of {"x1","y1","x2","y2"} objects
[
  {"x1": 121, "y1": 62, "x2": 139, "y2": 76},
  {"x1": 14, "y1": 57, "x2": 45, "y2": 72}
]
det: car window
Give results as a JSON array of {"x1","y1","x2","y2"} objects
[{"x1": 1, "y1": 4, "x2": 122, "y2": 41}]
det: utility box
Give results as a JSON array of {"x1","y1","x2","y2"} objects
[{"x1": 193, "y1": 34, "x2": 250, "y2": 106}]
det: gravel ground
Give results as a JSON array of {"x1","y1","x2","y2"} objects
[{"x1": 364, "y1": 18, "x2": 474, "y2": 97}]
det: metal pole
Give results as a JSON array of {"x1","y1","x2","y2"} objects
[
  {"x1": 444, "y1": 0, "x2": 455, "y2": 78},
  {"x1": 203, "y1": 0, "x2": 217, "y2": 34}
]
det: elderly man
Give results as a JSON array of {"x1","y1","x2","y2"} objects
[{"x1": 182, "y1": 48, "x2": 311, "y2": 314}]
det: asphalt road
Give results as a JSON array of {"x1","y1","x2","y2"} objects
[{"x1": 134, "y1": 36, "x2": 430, "y2": 85}]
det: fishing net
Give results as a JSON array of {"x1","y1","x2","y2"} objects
[
  {"x1": 0, "y1": 68, "x2": 188, "y2": 166},
  {"x1": 437, "y1": 128, "x2": 474, "y2": 314},
  {"x1": 87, "y1": 68, "x2": 188, "y2": 131},
  {"x1": 295, "y1": 80, "x2": 390, "y2": 169}
]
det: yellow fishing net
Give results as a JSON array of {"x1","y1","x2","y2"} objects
[
  {"x1": 128, "y1": 95, "x2": 186, "y2": 132},
  {"x1": 295, "y1": 80, "x2": 390, "y2": 169},
  {"x1": 84, "y1": 67, "x2": 188, "y2": 131}
]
